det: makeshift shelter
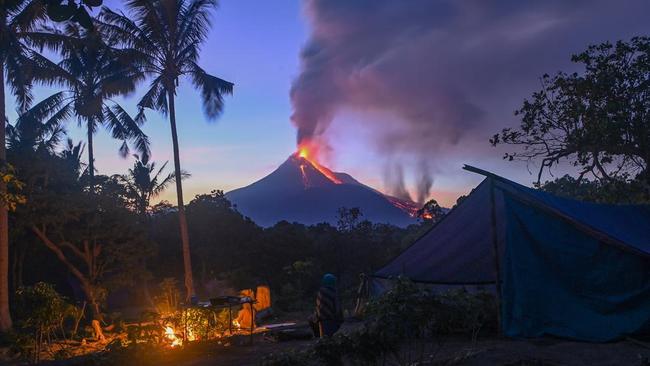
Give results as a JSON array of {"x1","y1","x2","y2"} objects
[{"x1": 374, "y1": 166, "x2": 650, "y2": 342}]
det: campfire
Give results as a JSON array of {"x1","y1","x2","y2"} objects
[
  {"x1": 164, "y1": 326, "x2": 182, "y2": 347},
  {"x1": 156, "y1": 286, "x2": 271, "y2": 348}
]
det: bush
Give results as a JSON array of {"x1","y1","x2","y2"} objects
[
  {"x1": 365, "y1": 278, "x2": 497, "y2": 338},
  {"x1": 13, "y1": 282, "x2": 79, "y2": 362},
  {"x1": 262, "y1": 277, "x2": 497, "y2": 366}
]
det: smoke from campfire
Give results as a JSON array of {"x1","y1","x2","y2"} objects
[{"x1": 291, "y1": 0, "x2": 650, "y2": 205}]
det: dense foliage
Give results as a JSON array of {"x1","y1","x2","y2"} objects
[{"x1": 149, "y1": 191, "x2": 416, "y2": 310}]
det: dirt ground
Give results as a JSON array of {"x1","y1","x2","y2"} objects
[
  {"x1": 150, "y1": 332, "x2": 650, "y2": 366},
  {"x1": 30, "y1": 314, "x2": 650, "y2": 366}
]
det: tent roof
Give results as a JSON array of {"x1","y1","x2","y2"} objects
[{"x1": 374, "y1": 166, "x2": 650, "y2": 284}]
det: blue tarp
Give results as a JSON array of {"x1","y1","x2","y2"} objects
[
  {"x1": 375, "y1": 171, "x2": 650, "y2": 341},
  {"x1": 502, "y1": 195, "x2": 650, "y2": 341},
  {"x1": 374, "y1": 180, "x2": 505, "y2": 284}
]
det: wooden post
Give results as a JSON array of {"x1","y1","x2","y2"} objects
[
  {"x1": 228, "y1": 304, "x2": 233, "y2": 334},
  {"x1": 183, "y1": 308, "x2": 187, "y2": 343},
  {"x1": 489, "y1": 178, "x2": 503, "y2": 336},
  {"x1": 249, "y1": 302, "x2": 254, "y2": 345}
]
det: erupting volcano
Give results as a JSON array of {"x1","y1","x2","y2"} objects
[{"x1": 226, "y1": 144, "x2": 418, "y2": 227}]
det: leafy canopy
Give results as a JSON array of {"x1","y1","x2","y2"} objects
[{"x1": 491, "y1": 36, "x2": 650, "y2": 187}]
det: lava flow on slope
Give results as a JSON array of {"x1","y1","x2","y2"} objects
[{"x1": 296, "y1": 142, "x2": 342, "y2": 185}]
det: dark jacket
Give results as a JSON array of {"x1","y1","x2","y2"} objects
[{"x1": 316, "y1": 285, "x2": 343, "y2": 322}]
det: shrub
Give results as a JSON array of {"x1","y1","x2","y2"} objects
[
  {"x1": 262, "y1": 277, "x2": 498, "y2": 366},
  {"x1": 13, "y1": 283, "x2": 79, "y2": 362}
]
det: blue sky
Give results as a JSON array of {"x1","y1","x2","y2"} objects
[{"x1": 6, "y1": 0, "x2": 650, "y2": 207}]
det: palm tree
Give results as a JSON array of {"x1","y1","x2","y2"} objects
[
  {"x1": 0, "y1": 0, "x2": 71, "y2": 331},
  {"x1": 120, "y1": 154, "x2": 186, "y2": 216},
  {"x1": 24, "y1": 23, "x2": 150, "y2": 187},
  {"x1": 100, "y1": 0, "x2": 233, "y2": 300},
  {"x1": 60, "y1": 138, "x2": 86, "y2": 178},
  {"x1": 119, "y1": 154, "x2": 186, "y2": 308}
]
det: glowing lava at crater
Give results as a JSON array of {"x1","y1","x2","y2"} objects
[{"x1": 295, "y1": 142, "x2": 342, "y2": 185}]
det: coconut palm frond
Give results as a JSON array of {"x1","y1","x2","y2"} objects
[
  {"x1": 189, "y1": 62, "x2": 234, "y2": 120},
  {"x1": 41, "y1": 102, "x2": 72, "y2": 136},
  {"x1": 28, "y1": 49, "x2": 77, "y2": 87},
  {"x1": 41, "y1": 124, "x2": 66, "y2": 152},
  {"x1": 9, "y1": 0, "x2": 48, "y2": 33},
  {"x1": 18, "y1": 91, "x2": 68, "y2": 123},
  {"x1": 126, "y1": 0, "x2": 167, "y2": 46},
  {"x1": 106, "y1": 104, "x2": 151, "y2": 160},
  {"x1": 5, "y1": 50, "x2": 34, "y2": 111},
  {"x1": 137, "y1": 76, "x2": 168, "y2": 119},
  {"x1": 21, "y1": 30, "x2": 79, "y2": 54},
  {"x1": 178, "y1": 0, "x2": 217, "y2": 47},
  {"x1": 151, "y1": 171, "x2": 176, "y2": 197},
  {"x1": 97, "y1": 8, "x2": 155, "y2": 53}
]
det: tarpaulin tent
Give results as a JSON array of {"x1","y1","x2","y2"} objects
[{"x1": 374, "y1": 166, "x2": 650, "y2": 341}]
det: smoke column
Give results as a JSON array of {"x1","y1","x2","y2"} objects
[{"x1": 291, "y1": 0, "x2": 650, "y2": 204}]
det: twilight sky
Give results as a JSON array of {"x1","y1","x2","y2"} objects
[{"x1": 6, "y1": 0, "x2": 650, "y2": 207}]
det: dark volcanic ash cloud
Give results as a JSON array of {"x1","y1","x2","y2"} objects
[{"x1": 290, "y1": 0, "x2": 650, "y2": 203}]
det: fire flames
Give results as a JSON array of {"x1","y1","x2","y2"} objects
[
  {"x1": 165, "y1": 326, "x2": 182, "y2": 347},
  {"x1": 296, "y1": 141, "x2": 342, "y2": 185},
  {"x1": 163, "y1": 316, "x2": 242, "y2": 348}
]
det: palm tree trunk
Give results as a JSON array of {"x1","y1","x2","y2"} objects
[
  {"x1": 87, "y1": 122, "x2": 94, "y2": 184},
  {"x1": 0, "y1": 57, "x2": 13, "y2": 331},
  {"x1": 167, "y1": 90, "x2": 195, "y2": 301}
]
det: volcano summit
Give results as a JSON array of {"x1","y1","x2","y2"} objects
[{"x1": 226, "y1": 153, "x2": 418, "y2": 227}]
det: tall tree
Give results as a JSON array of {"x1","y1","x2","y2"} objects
[
  {"x1": 491, "y1": 36, "x2": 650, "y2": 194},
  {"x1": 0, "y1": 0, "x2": 68, "y2": 332},
  {"x1": 6, "y1": 112, "x2": 66, "y2": 293},
  {"x1": 25, "y1": 23, "x2": 150, "y2": 185},
  {"x1": 100, "y1": 0, "x2": 234, "y2": 300}
]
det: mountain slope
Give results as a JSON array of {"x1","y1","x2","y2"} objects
[{"x1": 226, "y1": 154, "x2": 417, "y2": 227}]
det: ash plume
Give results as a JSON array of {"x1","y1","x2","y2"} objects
[
  {"x1": 416, "y1": 160, "x2": 433, "y2": 205},
  {"x1": 383, "y1": 162, "x2": 412, "y2": 202},
  {"x1": 291, "y1": 0, "x2": 650, "y2": 201}
]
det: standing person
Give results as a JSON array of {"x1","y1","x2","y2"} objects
[{"x1": 315, "y1": 273, "x2": 344, "y2": 337}]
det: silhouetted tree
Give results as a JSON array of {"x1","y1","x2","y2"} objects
[
  {"x1": 100, "y1": 0, "x2": 234, "y2": 300},
  {"x1": 491, "y1": 37, "x2": 650, "y2": 199},
  {"x1": 0, "y1": 0, "x2": 71, "y2": 330},
  {"x1": 538, "y1": 174, "x2": 648, "y2": 204},
  {"x1": 416, "y1": 199, "x2": 445, "y2": 223},
  {"x1": 119, "y1": 155, "x2": 183, "y2": 216},
  {"x1": 336, "y1": 207, "x2": 362, "y2": 233},
  {"x1": 25, "y1": 23, "x2": 149, "y2": 186}
]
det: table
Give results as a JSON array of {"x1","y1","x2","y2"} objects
[{"x1": 181, "y1": 297, "x2": 256, "y2": 345}]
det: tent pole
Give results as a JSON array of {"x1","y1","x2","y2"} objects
[{"x1": 489, "y1": 178, "x2": 503, "y2": 336}]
